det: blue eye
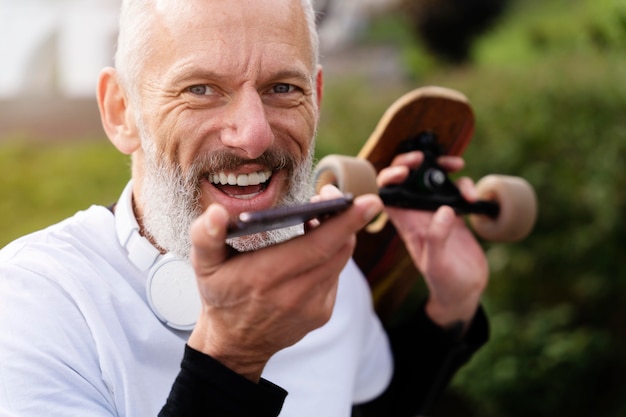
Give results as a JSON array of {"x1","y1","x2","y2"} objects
[
  {"x1": 272, "y1": 83, "x2": 294, "y2": 94},
  {"x1": 188, "y1": 85, "x2": 212, "y2": 95}
]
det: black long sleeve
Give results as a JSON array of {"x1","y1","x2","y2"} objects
[
  {"x1": 353, "y1": 302, "x2": 489, "y2": 417},
  {"x1": 159, "y1": 304, "x2": 487, "y2": 417},
  {"x1": 159, "y1": 345, "x2": 287, "y2": 417}
]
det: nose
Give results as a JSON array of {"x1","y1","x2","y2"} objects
[{"x1": 220, "y1": 89, "x2": 274, "y2": 159}]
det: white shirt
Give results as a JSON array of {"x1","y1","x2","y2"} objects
[{"x1": 0, "y1": 202, "x2": 392, "y2": 416}]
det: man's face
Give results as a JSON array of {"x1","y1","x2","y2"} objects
[{"x1": 130, "y1": 0, "x2": 321, "y2": 255}]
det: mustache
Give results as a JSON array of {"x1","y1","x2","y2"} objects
[{"x1": 188, "y1": 148, "x2": 298, "y2": 177}]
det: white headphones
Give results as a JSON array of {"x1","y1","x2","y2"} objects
[{"x1": 114, "y1": 181, "x2": 201, "y2": 331}]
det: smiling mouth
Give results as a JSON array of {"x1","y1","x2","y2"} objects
[{"x1": 207, "y1": 169, "x2": 273, "y2": 200}]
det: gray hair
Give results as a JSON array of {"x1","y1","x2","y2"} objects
[{"x1": 114, "y1": 0, "x2": 320, "y2": 102}]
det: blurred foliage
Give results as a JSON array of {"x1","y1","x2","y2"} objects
[
  {"x1": 440, "y1": 52, "x2": 626, "y2": 416},
  {"x1": 1, "y1": 0, "x2": 625, "y2": 415},
  {"x1": 400, "y1": 0, "x2": 512, "y2": 64},
  {"x1": 321, "y1": 0, "x2": 626, "y2": 415},
  {"x1": 0, "y1": 139, "x2": 129, "y2": 247}
]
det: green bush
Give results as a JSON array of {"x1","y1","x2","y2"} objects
[
  {"x1": 320, "y1": 0, "x2": 626, "y2": 414},
  {"x1": 317, "y1": 49, "x2": 626, "y2": 415},
  {"x1": 414, "y1": 1, "x2": 626, "y2": 413},
  {"x1": 0, "y1": 139, "x2": 129, "y2": 247},
  {"x1": 445, "y1": 52, "x2": 626, "y2": 416}
]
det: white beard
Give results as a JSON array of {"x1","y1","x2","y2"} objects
[{"x1": 138, "y1": 131, "x2": 315, "y2": 259}]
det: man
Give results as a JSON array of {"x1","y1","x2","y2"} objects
[{"x1": 0, "y1": 0, "x2": 488, "y2": 416}]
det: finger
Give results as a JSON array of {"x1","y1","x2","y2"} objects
[
  {"x1": 305, "y1": 192, "x2": 381, "y2": 243},
  {"x1": 346, "y1": 193, "x2": 383, "y2": 229},
  {"x1": 264, "y1": 193, "x2": 382, "y2": 280},
  {"x1": 306, "y1": 184, "x2": 349, "y2": 231},
  {"x1": 190, "y1": 203, "x2": 231, "y2": 275},
  {"x1": 377, "y1": 165, "x2": 409, "y2": 188},
  {"x1": 292, "y1": 239, "x2": 353, "y2": 323},
  {"x1": 388, "y1": 152, "x2": 464, "y2": 173},
  {"x1": 304, "y1": 217, "x2": 321, "y2": 232},
  {"x1": 456, "y1": 176, "x2": 478, "y2": 202},
  {"x1": 281, "y1": 236, "x2": 355, "y2": 300},
  {"x1": 390, "y1": 151, "x2": 423, "y2": 168},
  {"x1": 317, "y1": 183, "x2": 345, "y2": 199},
  {"x1": 378, "y1": 153, "x2": 466, "y2": 188},
  {"x1": 302, "y1": 193, "x2": 381, "y2": 253},
  {"x1": 437, "y1": 156, "x2": 465, "y2": 173},
  {"x1": 425, "y1": 205, "x2": 456, "y2": 255}
]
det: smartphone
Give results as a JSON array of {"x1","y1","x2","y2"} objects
[{"x1": 226, "y1": 194, "x2": 354, "y2": 239}]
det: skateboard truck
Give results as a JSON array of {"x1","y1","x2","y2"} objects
[{"x1": 379, "y1": 132, "x2": 500, "y2": 218}]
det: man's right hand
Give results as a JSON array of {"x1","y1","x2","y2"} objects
[{"x1": 186, "y1": 186, "x2": 382, "y2": 382}]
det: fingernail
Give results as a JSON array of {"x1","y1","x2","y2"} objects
[
  {"x1": 204, "y1": 207, "x2": 222, "y2": 238},
  {"x1": 435, "y1": 207, "x2": 454, "y2": 224},
  {"x1": 364, "y1": 203, "x2": 382, "y2": 223},
  {"x1": 389, "y1": 166, "x2": 406, "y2": 176}
]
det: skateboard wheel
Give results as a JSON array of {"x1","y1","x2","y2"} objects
[
  {"x1": 314, "y1": 155, "x2": 379, "y2": 196},
  {"x1": 469, "y1": 175, "x2": 538, "y2": 242}
]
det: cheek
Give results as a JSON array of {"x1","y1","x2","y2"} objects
[
  {"x1": 147, "y1": 107, "x2": 204, "y2": 168},
  {"x1": 271, "y1": 104, "x2": 318, "y2": 161}
]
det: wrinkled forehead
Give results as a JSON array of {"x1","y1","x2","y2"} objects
[
  {"x1": 116, "y1": 0, "x2": 318, "y2": 98},
  {"x1": 152, "y1": 0, "x2": 314, "y2": 82},
  {"x1": 150, "y1": 0, "x2": 314, "y2": 60}
]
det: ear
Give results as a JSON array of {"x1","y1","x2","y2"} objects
[
  {"x1": 315, "y1": 65, "x2": 324, "y2": 109},
  {"x1": 97, "y1": 67, "x2": 141, "y2": 155}
]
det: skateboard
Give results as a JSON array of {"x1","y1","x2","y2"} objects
[{"x1": 314, "y1": 86, "x2": 537, "y2": 322}]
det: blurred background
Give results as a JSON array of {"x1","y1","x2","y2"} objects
[{"x1": 1, "y1": 0, "x2": 625, "y2": 415}]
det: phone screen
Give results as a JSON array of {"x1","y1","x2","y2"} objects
[{"x1": 226, "y1": 195, "x2": 353, "y2": 239}]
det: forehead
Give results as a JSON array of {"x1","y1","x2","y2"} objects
[{"x1": 145, "y1": 0, "x2": 314, "y2": 82}]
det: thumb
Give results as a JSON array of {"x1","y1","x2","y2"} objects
[
  {"x1": 190, "y1": 203, "x2": 231, "y2": 275},
  {"x1": 426, "y1": 206, "x2": 456, "y2": 254}
]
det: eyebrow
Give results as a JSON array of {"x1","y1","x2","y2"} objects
[
  {"x1": 168, "y1": 68, "x2": 226, "y2": 87},
  {"x1": 263, "y1": 69, "x2": 314, "y2": 89},
  {"x1": 168, "y1": 66, "x2": 313, "y2": 88}
]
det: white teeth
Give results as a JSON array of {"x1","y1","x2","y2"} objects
[
  {"x1": 247, "y1": 172, "x2": 259, "y2": 185},
  {"x1": 210, "y1": 170, "x2": 272, "y2": 186},
  {"x1": 237, "y1": 175, "x2": 248, "y2": 186}
]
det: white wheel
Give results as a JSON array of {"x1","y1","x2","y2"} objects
[
  {"x1": 314, "y1": 155, "x2": 379, "y2": 196},
  {"x1": 469, "y1": 175, "x2": 538, "y2": 242}
]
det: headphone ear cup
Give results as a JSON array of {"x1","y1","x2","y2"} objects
[
  {"x1": 115, "y1": 181, "x2": 201, "y2": 330},
  {"x1": 146, "y1": 254, "x2": 201, "y2": 330}
]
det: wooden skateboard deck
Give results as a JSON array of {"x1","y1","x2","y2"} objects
[{"x1": 352, "y1": 86, "x2": 475, "y2": 322}]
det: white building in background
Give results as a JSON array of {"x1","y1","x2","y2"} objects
[
  {"x1": 0, "y1": 0, "x2": 120, "y2": 99},
  {"x1": 0, "y1": 0, "x2": 397, "y2": 100}
]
